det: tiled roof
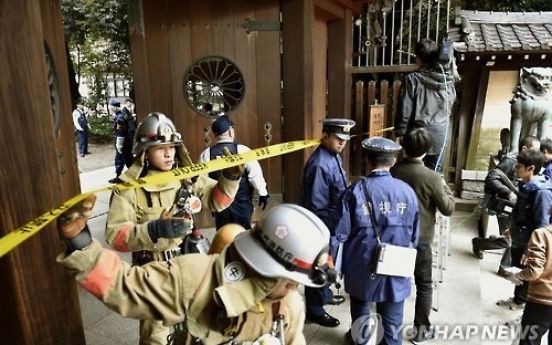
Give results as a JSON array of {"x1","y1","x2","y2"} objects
[{"x1": 448, "y1": 10, "x2": 552, "y2": 53}]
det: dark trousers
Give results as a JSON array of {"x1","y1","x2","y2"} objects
[
  {"x1": 214, "y1": 199, "x2": 254, "y2": 230},
  {"x1": 519, "y1": 301, "x2": 552, "y2": 345},
  {"x1": 305, "y1": 284, "x2": 334, "y2": 317},
  {"x1": 511, "y1": 247, "x2": 529, "y2": 304},
  {"x1": 76, "y1": 129, "x2": 88, "y2": 155},
  {"x1": 350, "y1": 295, "x2": 404, "y2": 345},
  {"x1": 475, "y1": 215, "x2": 512, "y2": 269},
  {"x1": 414, "y1": 245, "x2": 433, "y2": 328},
  {"x1": 114, "y1": 138, "x2": 133, "y2": 176}
]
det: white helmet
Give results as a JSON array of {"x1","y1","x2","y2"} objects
[
  {"x1": 233, "y1": 204, "x2": 331, "y2": 287},
  {"x1": 133, "y1": 112, "x2": 182, "y2": 155}
]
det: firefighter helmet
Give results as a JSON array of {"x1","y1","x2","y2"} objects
[
  {"x1": 133, "y1": 112, "x2": 182, "y2": 155},
  {"x1": 233, "y1": 204, "x2": 331, "y2": 287}
]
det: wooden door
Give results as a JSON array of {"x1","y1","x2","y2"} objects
[{"x1": 129, "y1": 0, "x2": 282, "y2": 226}]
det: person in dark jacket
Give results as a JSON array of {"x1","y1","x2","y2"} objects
[
  {"x1": 540, "y1": 138, "x2": 552, "y2": 179},
  {"x1": 108, "y1": 99, "x2": 134, "y2": 184},
  {"x1": 391, "y1": 128, "x2": 455, "y2": 344},
  {"x1": 300, "y1": 118, "x2": 355, "y2": 328},
  {"x1": 122, "y1": 97, "x2": 137, "y2": 135},
  {"x1": 472, "y1": 135, "x2": 540, "y2": 277},
  {"x1": 331, "y1": 137, "x2": 419, "y2": 345},
  {"x1": 497, "y1": 149, "x2": 552, "y2": 311},
  {"x1": 394, "y1": 38, "x2": 457, "y2": 173}
]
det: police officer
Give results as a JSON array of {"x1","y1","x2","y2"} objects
[
  {"x1": 330, "y1": 137, "x2": 420, "y2": 345},
  {"x1": 72, "y1": 99, "x2": 90, "y2": 157},
  {"x1": 58, "y1": 203, "x2": 334, "y2": 345},
  {"x1": 104, "y1": 112, "x2": 243, "y2": 345},
  {"x1": 122, "y1": 97, "x2": 138, "y2": 136},
  {"x1": 198, "y1": 115, "x2": 269, "y2": 230},
  {"x1": 300, "y1": 118, "x2": 355, "y2": 327},
  {"x1": 108, "y1": 99, "x2": 134, "y2": 184}
]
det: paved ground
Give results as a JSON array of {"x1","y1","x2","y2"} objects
[{"x1": 77, "y1": 142, "x2": 114, "y2": 173}]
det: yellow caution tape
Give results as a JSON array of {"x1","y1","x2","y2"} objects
[
  {"x1": 0, "y1": 125, "x2": 394, "y2": 258},
  {"x1": 0, "y1": 139, "x2": 319, "y2": 258}
]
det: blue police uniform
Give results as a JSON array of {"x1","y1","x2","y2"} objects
[
  {"x1": 300, "y1": 118, "x2": 355, "y2": 327},
  {"x1": 113, "y1": 105, "x2": 133, "y2": 177},
  {"x1": 330, "y1": 137, "x2": 420, "y2": 345}
]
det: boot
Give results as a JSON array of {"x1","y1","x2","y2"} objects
[{"x1": 471, "y1": 238, "x2": 483, "y2": 259}]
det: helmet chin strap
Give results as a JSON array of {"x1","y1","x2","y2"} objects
[
  {"x1": 250, "y1": 226, "x2": 328, "y2": 285},
  {"x1": 123, "y1": 153, "x2": 147, "y2": 179}
]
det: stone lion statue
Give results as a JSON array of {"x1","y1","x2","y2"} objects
[{"x1": 509, "y1": 67, "x2": 552, "y2": 152}]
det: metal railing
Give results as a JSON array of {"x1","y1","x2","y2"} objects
[{"x1": 352, "y1": 0, "x2": 453, "y2": 68}]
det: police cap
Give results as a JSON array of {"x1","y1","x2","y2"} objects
[
  {"x1": 109, "y1": 99, "x2": 121, "y2": 107},
  {"x1": 212, "y1": 115, "x2": 235, "y2": 136},
  {"x1": 362, "y1": 137, "x2": 401, "y2": 154},
  {"x1": 320, "y1": 118, "x2": 356, "y2": 140}
]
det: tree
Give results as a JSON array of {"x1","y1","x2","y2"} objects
[
  {"x1": 61, "y1": 0, "x2": 132, "y2": 113},
  {"x1": 461, "y1": 0, "x2": 552, "y2": 11}
]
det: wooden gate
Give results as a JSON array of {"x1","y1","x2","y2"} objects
[
  {"x1": 128, "y1": 0, "x2": 282, "y2": 227},
  {"x1": 350, "y1": 78, "x2": 402, "y2": 179}
]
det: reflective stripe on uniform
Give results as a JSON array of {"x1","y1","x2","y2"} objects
[
  {"x1": 212, "y1": 185, "x2": 234, "y2": 208},
  {"x1": 81, "y1": 249, "x2": 121, "y2": 298},
  {"x1": 112, "y1": 224, "x2": 134, "y2": 252}
]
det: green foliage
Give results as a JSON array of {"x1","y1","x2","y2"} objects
[
  {"x1": 88, "y1": 115, "x2": 113, "y2": 143},
  {"x1": 61, "y1": 0, "x2": 132, "y2": 111},
  {"x1": 460, "y1": 0, "x2": 552, "y2": 11}
]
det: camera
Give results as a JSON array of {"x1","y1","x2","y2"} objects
[{"x1": 437, "y1": 39, "x2": 454, "y2": 65}]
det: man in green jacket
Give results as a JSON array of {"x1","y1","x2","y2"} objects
[{"x1": 391, "y1": 128, "x2": 455, "y2": 344}]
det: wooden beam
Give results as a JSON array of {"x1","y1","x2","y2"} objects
[
  {"x1": 0, "y1": 0, "x2": 85, "y2": 343},
  {"x1": 282, "y1": 0, "x2": 315, "y2": 203},
  {"x1": 328, "y1": 9, "x2": 353, "y2": 177},
  {"x1": 315, "y1": 0, "x2": 345, "y2": 20},
  {"x1": 465, "y1": 67, "x2": 490, "y2": 169},
  {"x1": 350, "y1": 64, "x2": 418, "y2": 73},
  {"x1": 327, "y1": 0, "x2": 364, "y2": 14}
]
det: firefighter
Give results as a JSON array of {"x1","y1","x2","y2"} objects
[
  {"x1": 57, "y1": 203, "x2": 335, "y2": 345},
  {"x1": 103, "y1": 112, "x2": 243, "y2": 345}
]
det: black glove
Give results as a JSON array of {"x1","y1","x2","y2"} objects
[
  {"x1": 62, "y1": 225, "x2": 92, "y2": 253},
  {"x1": 258, "y1": 195, "x2": 269, "y2": 211},
  {"x1": 147, "y1": 218, "x2": 190, "y2": 243}
]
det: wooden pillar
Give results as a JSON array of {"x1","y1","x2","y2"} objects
[
  {"x1": 282, "y1": 0, "x2": 316, "y2": 203},
  {"x1": 328, "y1": 8, "x2": 353, "y2": 178},
  {"x1": 465, "y1": 65, "x2": 489, "y2": 170},
  {"x1": 0, "y1": 1, "x2": 85, "y2": 344},
  {"x1": 128, "y1": 0, "x2": 152, "y2": 119}
]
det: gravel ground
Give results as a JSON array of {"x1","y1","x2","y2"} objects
[{"x1": 76, "y1": 142, "x2": 115, "y2": 173}]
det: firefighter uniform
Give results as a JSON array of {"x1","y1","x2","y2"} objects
[
  {"x1": 57, "y1": 241, "x2": 307, "y2": 345},
  {"x1": 104, "y1": 113, "x2": 241, "y2": 345},
  {"x1": 58, "y1": 204, "x2": 332, "y2": 345}
]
